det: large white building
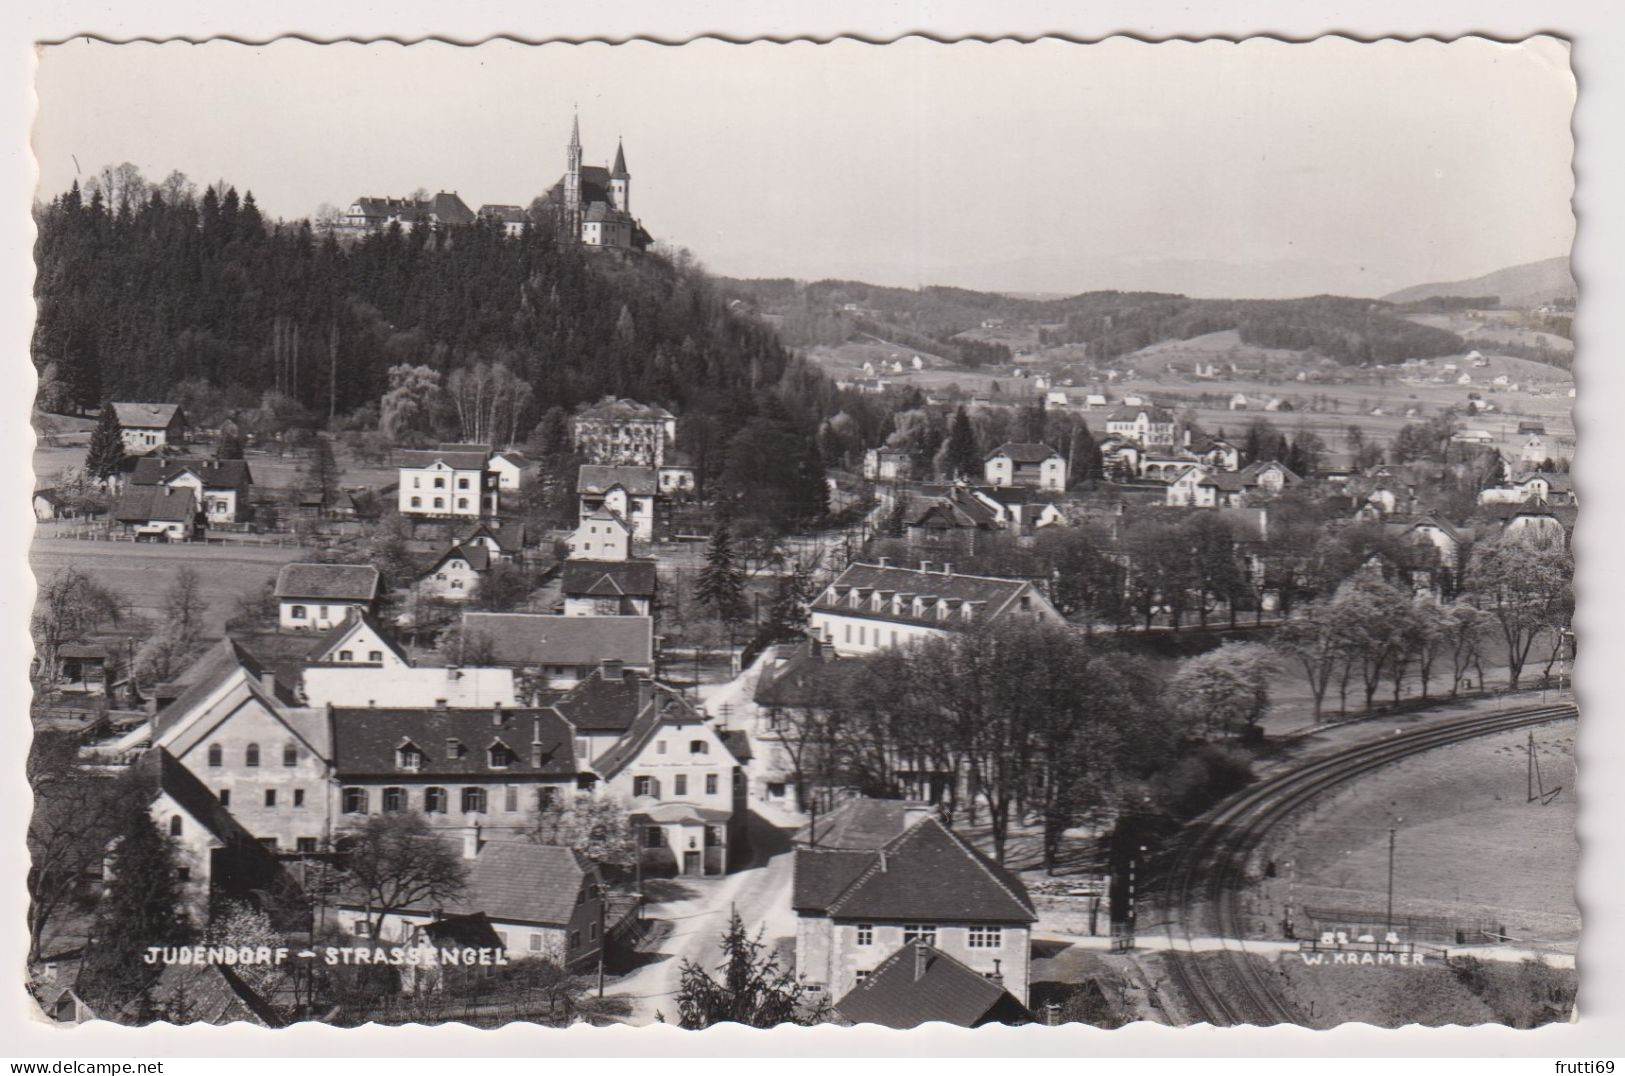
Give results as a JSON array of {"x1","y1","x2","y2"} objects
[{"x1": 397, "y1": 445, "x2": 500, "y2": 519}]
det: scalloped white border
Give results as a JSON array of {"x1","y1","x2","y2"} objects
[{"x1": 4, "y1": 2, "x2": 1616, "y2": 1061}]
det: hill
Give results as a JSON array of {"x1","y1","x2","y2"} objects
[{"x1": 1381, "y1": 256, "x2": 1575, "y2": 308}]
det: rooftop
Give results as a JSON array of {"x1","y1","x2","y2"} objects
[
  {"x1": 274, "y1": 563, "x2": 381, "y2": 602},
  {"x1": 461, "y1": 612, "x2": 654, "y2": 668},
  {"x1": 578, "y1": 464, "x2": 660, "y2": 496},
  {"x1": 329, "y1": 705, "x2": 578, "y2": 778},
  {"x1": 833, "y1": 941, "x2": 1032, "y2": 1029},
  {"x1": 109, "y1": 401, "x2": 181, "y2": 428}
]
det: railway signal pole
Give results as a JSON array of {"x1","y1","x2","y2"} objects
[{"x1": 1386, "y1": 827, "x2": 1396, "y2": 934}]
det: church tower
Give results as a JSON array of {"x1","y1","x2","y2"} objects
[
  {"x1": 564, "y1": 113, "x2": 583, "y2": 237},
  {"x1": 610, "y1": 138, "x2": 630, "y2": 214}
]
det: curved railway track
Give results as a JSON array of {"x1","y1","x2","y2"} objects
[{"x1": 1156, "y1": 701, "x2": 1578, "y2": 1026}]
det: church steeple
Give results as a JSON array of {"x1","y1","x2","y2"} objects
[
  {"x1": 609, "y1": 137, "x2": 630, "y2": 214},
  {"x1": 612, "y1": 139, "x2": 628, "y2": 177},
  {"x1": 564, "y1": 111, "x2": 583, "y2": 235}
]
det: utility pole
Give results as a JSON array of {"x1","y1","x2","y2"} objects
[
  {"x1": 596, "y1": 882, "x2": 606, "y2": 999},
  {"x1": 1386, "y1": 827, "x2": 1397, "y2": 934}
]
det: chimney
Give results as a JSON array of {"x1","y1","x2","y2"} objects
[
  {"x1": 601, "y1": 658, "x2": 624, "y2": 681},
  {"x1": 492, "y1": 701, "x2": 505, "y2": 727},
  {"x1": 637, "y1": 676, "x2": 655, "y2": 713},
  {"x1": 876, "y1": 556, "x2": 890, "y2": 568},
  {"x1": 914, "y1": 942, "x2": 929, "y2": 981},
  {"x1": 262, "y1": 670, "x2": 276, "y2": 697},
  {"x1": 877, "y1": 850, "x2": 887, "y2": 873},
  {"x1": 462, "y1": 822, "x2": 483, "y2": 860},
  {"x1": 434, "y1": 698, "x2": 449, "y2": 715},
  {"x1": 919, "y1": 561, "x2": 933, "y2": 573},
  {"x1": 942, "y1": 563, "x2": 953, "y2": 576},
  {"x1": 531, "y1": 717, "x2": 545, "y2": 768},
  {"x1": 990, "y1": 958, "x2": 1003, "y2": 985}
]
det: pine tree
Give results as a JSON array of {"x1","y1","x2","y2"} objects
[
  {"x1": 676, "y1": 910, "x2": 829, "y2": 1029},
  {"x1": 1069, "y1": 421, "x2": 1104, "y2": 485},
  {"x1": 944, "y1": 406, "x2": 981, "y2": 481},
  {"x1": 299, "y1": 434, "x2": 341, "y2": 507},
  {"x1": 85, "y1": 402, "x2": 127, "y2": 481},
  {"x1": 697, "y1": 523, "x2": 748, "y2": 628}
]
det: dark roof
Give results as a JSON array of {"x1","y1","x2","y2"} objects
[
  {"x1": 1106, "y1": 404, "x2": 1174, "y2": 423},
  {"x1": 138, "y1": 962, "x2": 284, "y2": 1027},
  {"x1": 542, "y1": 165, "x2": 615, "y2": 210},
  {"x1": 611, "y1": 140, "x2": 628, "y2": 177},
  {"x1": 110, "y1": 402, "x2": 182, "y2": 428},
  {"x1": 343, "y1": 839, "x2": 594, "y2": 928},
  {"x1": 423, "y1": 543, "x2": 492, "y2": 576},
  {"x1": 427, "y1": 191, "x2": 476, "y2": 225},
  {"x1": 398, "y1": 448, "x2": 492, "y2": 471},
  {"x1": 461, "y1": 613, "x2": 654, "y2": 668},
  {"x1": 477, "y1": 204, "x2": 529, "y2": 224},
  {"x1": 330, "y1": 706, "x2": 579, "y2": 779},
  {"x1": 461, "y1": 520, "x2": 529, "y2": 553},
  {"x1": 577, "y1": 464, "x2": 659, "y2": 496},
  {"x1": 574, "y1": 396, "x2": 675, "y2": 423},
  {"x1": 561, "y1": 559, "x2": 658, "y2": 598},
  {"x1": 419, "y1": 912, "x2": 505, "y2": 949},
  {"x1": 551, "y1": 666, "x2": 651, "y2": 734},
  {"x1": 584, "y1": 201, "x2": 634, "y2": 224},
  {"x1": 589, "y1": 689, "x2": 707, "y2": 779},
  {"x1": 304, "y1": 609, "x2": 410, "y2": 666},
  {"x1": 814, "y1": 563, "x2": 1042, "y2": 628},
  {"x1": 718, "y1": 729, "x2": 753, "y2": 764},
  {"x1": 753, "y1": 642, "x2": 846, "y2": 709},
  {"x1": 794, "y1": 797, "x2": 932, "y2": 849},
  {"x1": 275, "y1": 563, "x2": 381, "y2": 602},
  {"x1": 129, "y1": 457, "x2": 253, "y2": 490},
  {"x1": 834, "y1": 942, "x2": 1032, "y2": 1029},
  {"x1": 792, "y1": 816, "x2": 1035, "y2": 923},
  {"x1": 987, "y1": 442, "x2": 1060, "y2": 464},
  {"x1": 111, "y1": 485, "x2": 196, "y2": 523}
]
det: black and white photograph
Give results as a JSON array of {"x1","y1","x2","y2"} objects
[{"x1": 20, "y1": 30, "x2": 1589, "y2": 1039}]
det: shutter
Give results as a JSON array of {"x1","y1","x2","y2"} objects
[{"x1": 650, "y1": 777, "x2": 661, "y2": 800}]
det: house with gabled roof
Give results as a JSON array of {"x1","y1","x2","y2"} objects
[
  {"x1": 561, "y1": 558, "x2": 657, "y2": 617},
  {"x1": 577, "y1": 464, "x2": 660, "y2": 541},
  {"x1": 486, "y1": 450, "x2": 532, "y2": 492},
  {"x1": 414, "y1": 543, "x2": 493, "y2": 603},
  {"x1": 330, "y1": 832, "x2": 605, "y2": 969},
  {"x1": 461, "y1": 612, "x2": 654, "y2": 688},
  {"x1": 459, "y1": 520, "x2": 530, "y2": 563},
  {"x1": 129, "y1": 457, "x2": 254, "y2": 523},
  {"x1": 591, "y1": 686, "x2": 747, "y2": 877},
  {"x1": 567, "y1": 509, "x2": 633, "y2": 562},
  {"x1": 110, "y1": 401, "x2": 187, "y2": 452},
  {"x1": 397, "y1": 445, "x2": 499, "y2": 519},
  {"x1": 983, "y1": 442, "x2": 1066, "y2": 491},
  {"x1": 571, "y1": 396, "x2": 676, "y2": 468},
  {"x1": 1104, "y1": 404, "x2": 1176, "y2": 450},
  {"x1": 275, "y1": 563, "x2": 381, "y2": 632},
  {"x1": 833, "y1": 940, "x2": 1033, "y2": 1029},
  {"x1": 304, "y1": 609, "x2": 410, "y2": 670},
  {"x1": 792, "y1": 814, "x2": 1037, "y2": 1005},
  {"x1": 809, "y1": 560, "x2": 1064, "y2": 657},
  {"x1": 110, "y1": 485, "x2": 200, "y2": 541},
  {"x1": 330, "y1": 703, "x2": 586, "y2": 833}
]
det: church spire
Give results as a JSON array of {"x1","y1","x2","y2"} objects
[
  {"x1": 612, "y1": 138, "x2": 628, "y2": 178},
  {"x1": 569, "y1": 111, "x2": 581, "y2": 152}
]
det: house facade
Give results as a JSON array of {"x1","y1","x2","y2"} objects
[
  {"x1": 275, "y1": 563, "x2": 381, "y2": 632},
  {"x1": 129, "y1": 458, "x2": 253, "y2": 523},
  {"x1": 577, "y1": 465, "x2": 659, "y2": 542},
  {"x1": 111, "y1": 402, "x2": 187, "y2": 452},
  {"x1": 1104, "y1": 405, "x2": 1176, "y2": 450},
  {"x1": 461, "y1": 612, "x2": 655, "y2": 689},
  {"x1": 982, "y1": 443, "x2": 1066, "y2": 491},
  {"x1": 561, "y1": 559, "x2": 657, "y2": 617},
  {"x1": 415, "y1": 544, "x2": 492, "y2": 603},
  {"x1": 397, "y1": 447, "x2": 499, "y2": 519},
  {"x1": 571, "y1": 397, "x2": 676, "y2": 468},
  {"x1": 567, "y1": 511, "x2": 632, "y2": 561},
  {"x1": 808, "y1": 561, "x2": 1065, "y2": 657}
]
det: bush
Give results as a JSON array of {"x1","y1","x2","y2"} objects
[{"x1": 1150, "y1": 744, "x2": 1256, "y2": 820}]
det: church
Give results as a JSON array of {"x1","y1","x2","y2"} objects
[{"x1": 536, "y1": 115, "x2": 653, "y2": 251}]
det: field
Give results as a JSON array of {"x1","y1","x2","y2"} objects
[
  {"x1": 32, "y1": 434, "x2": 400, "y2": 493},
  {"x1": 1248, "y1": 721, "x2": 1580, "y2": 948},
  {"x1": 29, "y1": 538, "x2": 304, "y2": 639}
]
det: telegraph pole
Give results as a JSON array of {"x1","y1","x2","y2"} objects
[{"x1": 1386, "y1": 827, "x2": 1397, "y2": 934}]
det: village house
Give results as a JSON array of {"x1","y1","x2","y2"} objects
[
  {"x1": 982, "y1": 443, "x2": 1066, "y2": 491},
  {"x1": 461, "y1": 612, "x2": 655, "y2": 689},
  {"x1": 330, "y1": 703, "x2": 587, "y2": 835},
  {"x1": 571, "y1": 396, "x2": 677, "y2": 468},
  {"x1": 110, "y1": 484, "x2": 200, "y2": 541},
  {"x1": 341, "y1": 191, "x2": 476, "y2": 234},
  {"x1": 561, "y1": 558, "x2": 657, "y2": 617},
  {"x1": 476, "y1": 203, "x2": 530, "y2": 238},
  {"x1": 129, "y1": 458, "x2": 253, "y2": 524},
  {"x1": 657, "y1": 450, "x2": 698, "y2": 496},
  {"x1": 397, "y1": 445, "x2": 500, "y2": 519},
  {"x1": 305, "y1": 610, "x2": 411, "y2": 670},
  {"x1": 415, "y1": 543, "x2": 493, "y2": 603},
  {"x1": 1478, "y1": 470, "x2": 1576, "y2": 507},
  {"x1": 275, "y1": 563, "x2": 382, "y2": 632},
  {"x1": 302, "y1": 664, "x2": 519, "y2": 710},
  {"x1": 792, "y1": 813, "x2": 1037, "y2": 1005},
  {"x1": 577, "y1": 465, "x2": 660, "y2": 542},
  {"x1": 903, "y1": 488, "x2": 1000, "y2": 548},
  {"x1": 809, "y1": 560, "x2": 1065, "y2": 658},
  {"x1": 590, "y1": 690, "x2": 747, "y2": 877},
  {"x1": 458, "y1": 520, "x2": 530, "y2": 564},
  {"x1": 833, "y1": 940, "x2": 1033, "y2": 1029},
  {"x1": 1104, "y1": 404, "x2": 1177, "y2": 450},
  {"x1": 48, "y1": 642, "x2": 128, "y2": 698},
  {"x1": 110, "y1": 401, "x2": 188, "y2": 452},
  {"x1": 863, "y1": 448, "x2": 913, "y2": 482},
  {"x1": 1188, "y1": 435, "x2": 1241, "y2": 472},
  {"x1": 568, "y1": 510, "x2": 632, "y2": 561},
  {"x1": 330, "y1": 832, "x2": 606, "y2": 968},
  {"x1": 486, "y1": 450, "x2": 532, "y2": 492},
  {"x1": 137, "y1": 748, "x2": 293, "y2": 923},
  {"x1": 968, "y1": 486, "x2": 1068, "y2": 533}
]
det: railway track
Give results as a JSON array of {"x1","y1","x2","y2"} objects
[{"x1": 1156, "y1": 701, "x2": 1578, "y2": 1026}]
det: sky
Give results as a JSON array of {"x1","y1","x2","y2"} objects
[{"x1": 32, "y1": 36, "x2": 1575, "y2": 299}]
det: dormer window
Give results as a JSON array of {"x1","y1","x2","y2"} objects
[
  {"x1": 489, "y1": 743, "x2": 513, "y2": 769},
  {"x1": 446, "y1": 738, "x2": 463, "y2": 760},
  {"x1": 398, "y1": 744, "x2": 424, "y2": 771}
]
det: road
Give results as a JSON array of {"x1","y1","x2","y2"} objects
[{"x1": 607, "y1": 811, "x2": 801, "y2": 1024}]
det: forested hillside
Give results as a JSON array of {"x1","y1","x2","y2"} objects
[
  {"x1": 31, "y1": 175, "x2": 834, "y2": 523},
  {"x1": 722, "y1": 277, "x2": 1468, "y2": 367}
]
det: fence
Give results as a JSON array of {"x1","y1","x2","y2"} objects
[{"x1": 1303, "y1": 905, "x2": 1505, "y2": 946}]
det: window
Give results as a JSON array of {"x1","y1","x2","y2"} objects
[
  {"x1": 656, "y1": 740, "x2": 667, "y2": 755},
  {"x1": 319, "y1": 606, "x2": 329, "y2": 620},
  {"x1": 338, "y1": 650, "x2": 354, "y2": 662},
  {"x1": 398, "y1": 745, "x2": 423, "y2": 771},
  {"x1": 207, "y1": 743, "x2": 222, "y2": 768},
  {"x1": 537, "y1": 786, "x2": 560, "y2": 808},
  {"x1": 264, "y1": 789, "x2": 277, "y2": 808},
  {"x1": 293, "y1": 789, "x2": 305, "y2": 808},
  {"x1": 462, "y1": 787, "x2": 487, "y2": 813},
  {"x1": 689, "y1": 740, "x2": 709, "y2": 755},
  {"x1": 706, "y1": 774, "x2": 719, "y2": 796},
  {"x1": 411, "y1": 496, "x2": 422, "y2": 508},
  {"x1": 457, "y1": 498, "x2": 468, "y2": 510},
  {"x1": 353, "y1": 921, "x2": 373, "y2": 937},
  {"x1": 218, "y1": 790, "x2": 231, "y2": 807},
  {"x1": 673, "y1": 774, "x2": 688, "y2": 796},
  {"x1": 422, "y1": 787, "x2": 447, "y2": 813},
  {"x1": 967, "y1": 925, "x2": 1002, "y2": 949},
  {"x1": 169, "y1": 815, "x2": 183, "y2": 837},
  {"x1": 258, "y1": 837, "x2": 278, "y2": 852},
  {"x1": 413, "y1": 476, "x2": 421, "y2": 489},
  {"x1": 342, "y1": 788, "x2": 368, "y2": 814},
  {"x1": 529, "y1": 933, "x2": 545, "y2": 952},
  {"x1": 383, "y1": 787, "x2": 406, "y2": 812},
  {"x1": 576, "y1": 738, "x2": 590, "y2": 759},
  {"x1": 451, "y1": 579, "x2": 464, "y2": 590},
  {"x1": 458, "y1": 477, "x2": 470, "y2": 490},
  {"x1": 589, "y1": 922, "x2": 600, "y2": 941},
  {"x1": 855, "y1": 970, "x2": 871, "y2": 984},
  {"x1": 504, "y1": 786, "x2": 519, "y2": 812},
  {"x1": 632, "y1": 776, "x2": 654, "y2": 798},
  {"x1": 569, "y1": 931, "x2": 581, "y2": 951},
  {"x1": 177, "y1": 867, "x2": 191, "y2": 882},
  {"x1": 903, "y1": 924, "x2": 937, "y2": 946},
  {"x1": 856, "y1": 924, "x2": 874, "y2": 947},
  {"x1": 434, "y1": 497, "x2": 444, "y2": 510},
  {"x1": 245, "y1": 743, "x2": 260, "y2": 767},
  {"x1": 644, "y1": 825, "x2": 664, "y2": 849},
  {"x1": 283, "y1": 742, "x2": 298, "y2": 767},
  {"x1": 434, "y1": 477, "x2": 446, "y2": 489},
  {"x1": 369, "y1": 650, "x2": 383, "y2": 662},
  {"x1": 489, "y1": 744, "x2": 512, "y2": 769},
  {"x1": 291, "y1": 605, "x2": 307, "y2": 620},
  {"x1": 296, "y1": 837, "x2": 319, "y2": 854}
]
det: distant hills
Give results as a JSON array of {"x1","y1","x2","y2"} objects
[{"x1": 1382, "y1": 255, "x2": 1575, "y2": 308}]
